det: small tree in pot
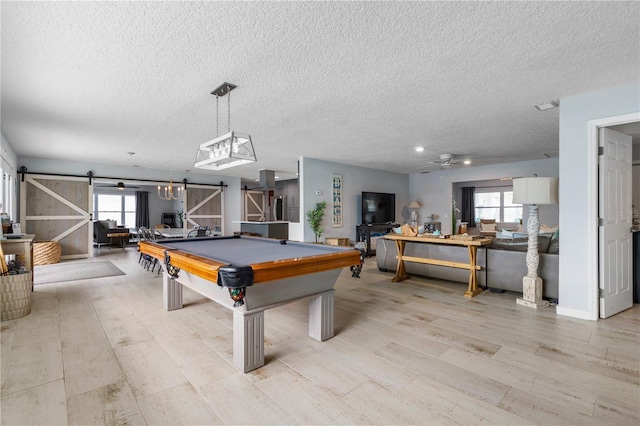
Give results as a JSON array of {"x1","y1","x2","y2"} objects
[{"x1": 306, "y1": 201, "x2": 327, "y2": 243}]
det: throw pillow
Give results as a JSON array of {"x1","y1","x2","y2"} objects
[
  {"x1": 501, "y1": 229, "x2": 514, "y2": 238},
  {"x1": 548, "y1": 238, "x2": 559, "y2": 254},
  {"x1": 537, "y1": 235, "x2": 552, "y2": 253},
  {"x1": 540, "y1": 224, "x2": 559, "y2": 233},
  {"x1": 482, "y1": 223, "x2": 497, "y2": 231}
]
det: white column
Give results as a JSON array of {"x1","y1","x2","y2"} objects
[
  {"x1": 308, "y1": 290, "x2": 335, "y2": 341},
  {"x1": 163, "y1": 274, "x2": 183, "y2": 311},
  {"x1": 233, "y1": 310, "x2": 265, "y2": 373}
]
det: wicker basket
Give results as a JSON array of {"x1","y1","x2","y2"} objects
[
  {"x1": 34, "y1": 241, "x2": 62, "y2": 265},
  {"x1": 1, "y1": 272, "x2": 32, "y2": 321}
]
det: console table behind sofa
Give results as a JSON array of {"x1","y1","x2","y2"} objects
[{"x1": 376, "y1": 237, "x2": 559, "y2": 302}]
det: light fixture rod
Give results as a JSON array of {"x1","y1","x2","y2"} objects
[
  {"x1": 210, "y1": 82, "x2": 237, "y2": 97},
  {"x1": 212, "y1": 82, "x2": 237, "y2": 136}
]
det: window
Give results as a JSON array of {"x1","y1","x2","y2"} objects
[
  {"x1": 94, "y1": 194, "x2": 136, "y2": 226},
  {"x1": 474, "y1": 188, "x2": 522, "y2": 222},
  {"x1": 1, "y1": 159, "x2": 16, "y2": 220}
]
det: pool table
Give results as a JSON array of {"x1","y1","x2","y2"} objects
[{"x1": 138, "y1": 235, "x2": 361, "y2": 372}]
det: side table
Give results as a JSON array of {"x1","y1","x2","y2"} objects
[{"x1": 107, "y1": 232, "x2": 130, "y2": 250}]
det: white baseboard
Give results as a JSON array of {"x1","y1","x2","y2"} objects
[{"x1": 556, "y1": 305, "x2": 597, "y2": 321}]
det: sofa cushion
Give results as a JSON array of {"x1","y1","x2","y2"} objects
[
  {"x1": 99, "y1": 220, "x2": 117, "y2": 229},
  {"x1": 489, "y1": 235, "x2": 552, "y2": 253}
]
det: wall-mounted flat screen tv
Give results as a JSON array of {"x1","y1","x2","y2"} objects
[{"x1": 361, "y1": 192, "x2": 395, "y2": 225}]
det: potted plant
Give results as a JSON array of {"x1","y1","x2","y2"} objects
[
  {"x1": 306, "y1": 201, "x2": 327, "y2": 243},
  {"x1": 176, "y1": 209, "x2": 184, "y2": 228},
  {"x1": 5, "y1": 258, "x2": 25, "y2": 275}
]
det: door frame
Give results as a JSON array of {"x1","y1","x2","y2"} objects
[{"x1": 587, "y1": 112, "x2": 639, "y2": 320}]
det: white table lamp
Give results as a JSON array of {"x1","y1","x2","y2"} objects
[
  {"x1": 512, "y1": 177, "x2": 558, "y2": 309},
  {"x1": 408, "y1": 200, "x2": 421, "y2": 227}
]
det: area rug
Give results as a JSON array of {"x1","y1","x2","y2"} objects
[{"x1": 34, "y1": 261, "x2": 125, "y2": 285}]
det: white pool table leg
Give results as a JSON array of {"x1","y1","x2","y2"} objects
[
  {"x1": 163, "y1": 274, "x2": 183, "y2": 311},
  {"x1": 233, "y1": 310, "x2": 265, "y2": 373},
  {"x1": 309, "y1": 290, "x2": 335, "y2": 341}
]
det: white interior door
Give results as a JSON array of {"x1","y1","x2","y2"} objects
[{"x1": 599, "y1": 128, "x2": 633, "y2": 318}]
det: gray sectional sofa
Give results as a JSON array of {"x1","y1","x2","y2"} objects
[{"x1": 376, "y1": 235, "x2": 559, "y2": 302}]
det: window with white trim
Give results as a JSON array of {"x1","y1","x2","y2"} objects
[
  {"x1": 474, "y1": 188, "x2": 522, "y2": 222},
  {"x1": 93, "y1": 194, "x2": 136, "y2": 226}
]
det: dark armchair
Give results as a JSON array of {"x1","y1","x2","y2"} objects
[{"x1": 93, "y1": 220, "x2": 126, "y2": 247}]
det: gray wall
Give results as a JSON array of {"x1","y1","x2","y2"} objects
[
  {"x1": 409, "y1": 158, "x2": 559, "y2": 234},
  {"x1": 300, "y1": 157, "x2": 410, "y2": 243},
  {"x1": 559, "y1": 81, "x2": 640, "y2": 319}
]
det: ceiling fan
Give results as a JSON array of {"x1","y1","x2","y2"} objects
[
  {"x1": 429, "y1": 153, "x2": 458, "y2": 167},
  {"x1": 417, "y1": 154, "x2": 465, "y2": 173},
  {"x1": 96, "y1": 181, "x2": 140, "y2": 190}
]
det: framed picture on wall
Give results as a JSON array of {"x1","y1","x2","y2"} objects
[{"x1": 332, "y1": 174, "x2": 342, "y2": 227}]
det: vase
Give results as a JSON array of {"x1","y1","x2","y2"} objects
[{"x1": 1, "y1": 272, "x2": 32, "y2": 321}]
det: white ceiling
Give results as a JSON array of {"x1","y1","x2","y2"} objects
[{"x1": 2, "y1": 1, "x2": 639, "y2": 183}]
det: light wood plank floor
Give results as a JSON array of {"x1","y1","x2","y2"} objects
[{"x1": 1, "y1": 247, "x2": 639, "y2": 425}]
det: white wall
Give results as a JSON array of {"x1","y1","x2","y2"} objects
[
  {"x1": 16, "y1": 155, "x2": 243, "y2": 234},
  {"x1": 558, "y1": 81, "x2": 640, "y2": 320},
  {"x1": 300, "y1": 157, "x2": 409, "y2": 243},
  {"x1": 409, "y1": 158, "x2": 559, "y2": 234}
]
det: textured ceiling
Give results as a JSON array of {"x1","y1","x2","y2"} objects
[{"x1": 2, "y1": 1, "x2": 639, "y2": 182}]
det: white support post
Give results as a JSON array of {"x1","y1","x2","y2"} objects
[
  {"x1": 163, "y1": 274, "x2": 183, "y2": 311},
  {"x1": 308, "y1": 290, "x2": 335, "y2": 341},
  {"x1": 233, "y1": 310, "x2": 265, "y2": 373}
]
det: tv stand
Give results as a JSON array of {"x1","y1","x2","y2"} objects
[{"x1": 356, "y1": 223, "x2": 399, "y2": 257}]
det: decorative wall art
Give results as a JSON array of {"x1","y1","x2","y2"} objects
[{"x1": 331, "y1": 174, "x2": 342, "y2": 227}]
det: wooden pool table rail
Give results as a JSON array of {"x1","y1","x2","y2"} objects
[
  {"x1": 138, "y1": 238, "x2": 361, "y2": 373},
  {"x1": 139, "y1": 240, "x2": 361, "y2": 284}
]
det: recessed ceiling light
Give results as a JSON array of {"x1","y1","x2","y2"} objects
[
  {"x1": 534, "y1": 100, "x2": 559, "y2": 111},
  {"x1": 463, "y1": 160, "x2": 471, "y2": 165},
  {"x1": 415, "y1": 147, "x2": 424, "y2": 152}
]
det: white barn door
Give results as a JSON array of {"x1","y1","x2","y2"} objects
[
  {"x1": 184, "y1": 184, "x2": 224, "y2": 233},
  {"x1": 244, "y1": 190, "x2": 265, "y2": 221},
  {"x1": 20, "y1": 173, "x2": 93, "y2": 259},
  {"x1": 599, "y1": 128, "x2": 633, "y2": 318}
]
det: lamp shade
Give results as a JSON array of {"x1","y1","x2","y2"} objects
[
  {"x1": 407, "y1": 200, "x2": 421, "y2": 209},
  {"x1": 512, "y1": 177, "x2": 559, "y2": 205}
]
